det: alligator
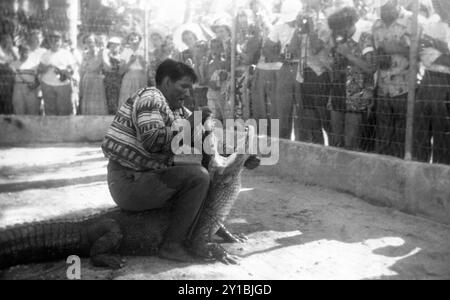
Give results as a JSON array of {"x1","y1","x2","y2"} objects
[{"x1": 0, "y1": 129, "x2": 260, "y2": 272}]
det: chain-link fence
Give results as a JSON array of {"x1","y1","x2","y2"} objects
[{"x1": 0, "y1": 0, "x2": 449, "y2": 165}]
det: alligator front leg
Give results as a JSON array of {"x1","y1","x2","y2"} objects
[
  {"x1": 86, "y1": 219, "x2": 125, "y2": 269},
  {"x1": 216, "y1": 224, "x2": 248, "y2": 244}
]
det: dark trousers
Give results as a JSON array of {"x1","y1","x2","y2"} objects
[
  {"x1": 41, "y1": 83, "x2": 73, "y2": 116},
  {"x1": 298, "y1": 68, "x2": 331, "y2": 145},
  {"x1": 252, "y1": 68, "x2": 278, "y2": 135},
  {"x1": 275, "y1": 63, "x2": 301, "y2": 140},
  {"x1": 252, "y1": 68, "x2": 278, "y2": 121},
  {"x1": 0, "y1": 64, "x2": 14, "y2": 114},
  {"x1": 414, "y1": 71, "x2": 450, "y2": 164},
  {"x1": 107, "y1": 161, "x2": 210, "y2": 243},
  {"x1": 330, "y1": 110, "x2": 364, "y2": 150},
  {"x1": 375, "y1": 93, "x2": 408, "y2": 158}
]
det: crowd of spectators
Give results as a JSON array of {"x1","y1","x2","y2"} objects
[{"x1": 0, "y1": 0, "x2": 449, "y2": 164}]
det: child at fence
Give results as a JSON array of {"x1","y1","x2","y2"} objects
[
  {"x1": 103, "y1": 37, "x2": 124, "y2": 115},
  {"x1": 79, "y1": 34, "x2": 108, "y2": 115},
  {"x1": 207, "y1": 38, "x2": 231, "y2": 122},
  {"x1": 10, "y1": 44, "x2": 41, "y2": 115}
]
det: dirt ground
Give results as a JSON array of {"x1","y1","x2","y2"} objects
[{"x1": 0, "y1": 144, "x2": 449, "y2": 280}]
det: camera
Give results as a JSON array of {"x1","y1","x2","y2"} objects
[
  {"x1": 55, "y1": 66, "x2": 73, "y2": 82},
  {"x1": 335, "y1": 35, "x2": 346, "y2": 44},
  {"x1": 297, "y1": 15, "x2": 312, "y2": 34}
]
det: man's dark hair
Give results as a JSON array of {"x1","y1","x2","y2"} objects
[
  {"x1": 328, "y1": 6, "x2": 359, "y2": 32},
  {"x1": 155, "y1": 59, "x2": 198, "y2": 86}
]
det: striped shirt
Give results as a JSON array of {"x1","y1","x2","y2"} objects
[{"x1": 102, "y1": 87, "x2": 187, "y2": 171}]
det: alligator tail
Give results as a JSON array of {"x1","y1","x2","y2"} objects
[{"x1": 0, "y1": 220, "x2": 84, "y2": 270}]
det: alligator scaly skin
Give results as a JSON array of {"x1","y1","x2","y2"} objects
[
  {"x1": 189, "y1": 153, "x2": 248, "y2": 261},
  {"x1": 0, "y1": 153, "x2": 253, "y2": 270}
]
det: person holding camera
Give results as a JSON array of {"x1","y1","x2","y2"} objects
[
  {"x1": 268, "y1": 0, "x2": 304, "y2": 140},
  {"x1": 372, "y1": 0, "x2": 416, "y2": 158},
  {"x1": 296, "y1": 0, "x2": 333, "y2": 145},
  {"x1": 327, "y1": 6, "x2": 377, "y2": 151},
  {"x1": 38, "y1": 31, "x2": 77, "y2": 116}
]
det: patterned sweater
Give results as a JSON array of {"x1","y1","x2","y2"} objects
[{"x1": 102, "y1": 87, "x2": 187, "y2": 171}]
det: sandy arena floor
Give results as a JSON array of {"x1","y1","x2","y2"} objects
[{"x1": 0, "y1": 144, "x2": 449, "y2": 280}]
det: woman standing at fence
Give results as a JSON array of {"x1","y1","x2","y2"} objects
[
  {"x1": 79, "y1": 34, "x2": 108, "y2": 115},
  {"x1": 328, "y1": 7, "x2": 377, "y2": 150},
  {"x1": 0, "y1": 34, "x2": 18, "y2": 114},
  {"x1": 118, "y1": 33, "x2": 147, "y2": 107},
  {"x1": 103, "y1": 37, "x2": 124, "y2": 115}
]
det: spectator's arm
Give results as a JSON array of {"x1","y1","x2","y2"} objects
[
  {"x1": 433, "y1": 54, "x2": 450, "y2": 68},
  {"x1": 102, "y1": 50, "x2": 113, "y2": 72},
  {"x1": 37, "y1": 62, "x2": 51, "y2": 75},
  {"x1": 335, "y1": 43, "x2": 374, "y2": 75},
  {"x1": 118, "y1": 50, "x2": 137, "y2": 75},
  {"x1": 308, "y1": 32, "x2": 321, "y2": 54}
]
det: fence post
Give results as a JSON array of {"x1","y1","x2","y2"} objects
[
  {"x1": 404, "y1": 0, "x2": 420, "y2": 161},
  {"x1": 143, "y1": 0, "x2": 150, "y2": 77},
  {"x1": 67, "y1": 0, "x2": 79, "y2": 49},
  {"x1": 230, "y1": 0, "x2": 237, "y2": 119}
]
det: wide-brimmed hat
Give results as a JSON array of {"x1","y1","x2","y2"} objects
[
  {"x1": 48, "y1": 30, "x2": 62, "y2": 38},
  {"x1": 108, "y1": 37, "x2": 122, "y2": 45},
  {"x1": 278, "y1": 0, "x2": 303, "y2": 23}
]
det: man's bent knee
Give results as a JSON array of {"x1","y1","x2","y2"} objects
[{"x1": 189, "y1": 166, "x2": 210, "y2": 186}]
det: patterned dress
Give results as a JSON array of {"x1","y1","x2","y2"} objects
[
  {"x1": 331, "y1": 29, "x2": 376, "y2": 112},
  {"x1": 80, "y1": 51, "x2": 108, "y2": 115}
]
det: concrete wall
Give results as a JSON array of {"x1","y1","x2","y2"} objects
[
  {"x1": 0, "y1": 115, "x2": 114, "y2": 145},
  {"x1": 1, "y1": 115, "x2": 449, "y2": 225},
  {"x1": 257, "y1": 140, "x2": 450, "y2": 226}
]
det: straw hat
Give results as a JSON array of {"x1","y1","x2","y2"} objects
[
  {"x1": 210, "y1": 13, "x2": 233, "y2": 32},
  {"x1": 108, "y1": 37, "x2": 122, "y2": 45},
  {"x1": 278, "y1": 0, "x2": 303, "y2": 23}
]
